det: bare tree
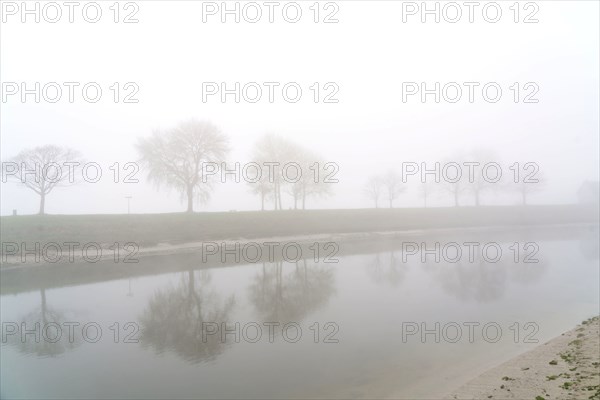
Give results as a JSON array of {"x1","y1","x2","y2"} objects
[
  {"x1": 364, "y1": 175, "x2": 383, "y2": 208},
  {"x1": 439, "y1": 154, "x2": 468, "y2": 207},
  {"x1": 288, "y1": 149, "x2": 333, "y2": 210},
  {"x1": 469, "y1": 178, "x2": 488, "y2": 206},
  {"x1": 303, "y1": 164, "x2": 334, "y2": 209},
  {"x1": 136, "y1": 120, "x2": 229, "y2": 213},
  {"x1": 252, "y1": 134, "x2": 294, "y2": 210},
  {"x1": 465, "y1": 149, "x2": 500, "y2": 206},
  {"x1": 442, "y1": 180, "x2": 467, "y2": 207},
  {"x1": 7, "y1": 145, "x2": 83, "y2": 215},
  {"x1": 514, "y1": 172, "x2": 546, "y2": 205},
  {"x1": 252, "y1": 134, "x2": 332, "y2": 210},
  {"x1": 383, "y1": 170, "x2": 405, "y2": 208},
  {"x1": 285, "y1": 147, "x2": 307, "y2": 210},
  {"x1": 247, "y1": 167, "x2": 273, "y2": 211},
  {"x1": 418, "y1": 181, "x2": 436, "y2": 208}
]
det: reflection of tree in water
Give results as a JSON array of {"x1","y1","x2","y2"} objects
[
  {"x1": 139, "y1": 269, "x2": 235, "y2": 364},
  {"x1": 420, "y1": 255, "x2": 507, "y2": 302},
  {"x1": 249, "y1": 260, "x2": 335, "y2": 323},
  {"x1": 5, "y1": 287, "x2": 81, "y2": 357},
  {"x1": 421, "y1": 248, "x2": 547, "y2": 303},
  {"x1": 579, "y1": 228, "x2": 599, "y2": 261},
  {"x1": 507, "y1": 257, "x2": 548, "y2": 285},
  {"x1": 366, "y1": 252, "x2": 408, "y2": 287}
]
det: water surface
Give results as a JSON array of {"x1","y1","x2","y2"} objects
[{"x1": 1, "y1": 226, "x2": 598, "y2": 399}]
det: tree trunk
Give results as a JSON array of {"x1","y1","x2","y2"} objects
[
  {"x1": 188, "y1": 269, "x2": 195, "y2": 298},
  {"x1": 186, "y1": 187, "x2": 194, "y2": 213},
  {"x1": 302, "y1": 186, "x2": 306, "y2": 210},
  {"x1": 277, "y1": 182, "x2": 282, "y2": 210},
  {"x1": 40, "y1": 287, "x2": 47, "y2": 323},
  {"x1": 389, "y1": 197, "x2": 393, "y2": 208},
  {"x1": 39, "y1": 193, "x2": 45, "y2": 215}
]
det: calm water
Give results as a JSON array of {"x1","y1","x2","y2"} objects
[{"x1": 1, "y1": 226, "x2": 598, "y2": 399}]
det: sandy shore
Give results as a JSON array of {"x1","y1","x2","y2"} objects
[{"x1": 447, "y1": 316, "x2": 600, "y2": 400}]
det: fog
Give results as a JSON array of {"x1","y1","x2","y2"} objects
[
  {"x1": 1, "y1": 2, "x2": 600, "y2": 399},
  {"x1": 1, "y1": 1, "x2": 598, "y2": 215}
]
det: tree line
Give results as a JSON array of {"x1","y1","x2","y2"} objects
[
  {"x1": 4, "y1": 119, "x2": 333, "y2": 214},
  {"x1": 4, "y1": 120, "x2": 549, "y2": 214},
  {"x1": 364, "y1": 149, "x2": 546, "y2": 208}
]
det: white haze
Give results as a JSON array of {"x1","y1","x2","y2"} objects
[{"x1": 1, "y1": 1, "x2": 598, "y2": 215}]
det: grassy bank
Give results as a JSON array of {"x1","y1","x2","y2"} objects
[
  {"x1": 1, "y1": 223, "x2": 596, "y2": 295},
  {"x1": 1, "y1": 205, "x2": 598, "y2": 248}
]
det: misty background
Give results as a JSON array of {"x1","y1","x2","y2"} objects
[{"x1": 1, "y1": 1, "x2": 598, "y2": 215}]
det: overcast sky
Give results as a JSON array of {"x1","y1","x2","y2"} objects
[{"x1": 1, "y1": 0, "x2": 598, "y2": 214}]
